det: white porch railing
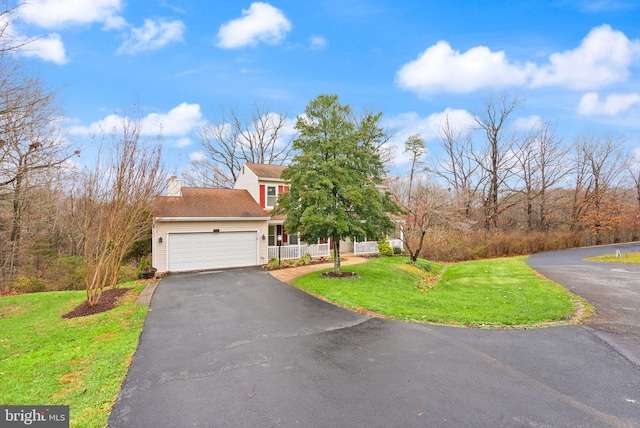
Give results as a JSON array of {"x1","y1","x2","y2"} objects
[
  {"x1": 387, "y1": 239, "x2": 404, "y2": 250},
  {"x1": 353, "y1": 239, "x2": 404, "y2": 255},
  {"x1": 268, "y1": 243, "x2": 330, "y2": 261},
  {"x1": 354, "y1": 241, "x2": 378, "y2": 255}
]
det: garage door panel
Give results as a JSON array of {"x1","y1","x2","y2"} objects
[{"x1": 168, "y1": 231, "x2": 257, "y2": 272}]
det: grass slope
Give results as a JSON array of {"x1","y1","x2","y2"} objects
[
  {"x1": 585, "y1": 251, "x2": 640, "y2": 264},
  {"x1": 0, "y1": 284, "x2": 147, "y2": 427},
  {"x1": 292, "y1": 256, "x2": 577, "y2": 327}
]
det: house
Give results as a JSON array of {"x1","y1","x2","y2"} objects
[{"x1": 152, "y1": 163, "x2": 403, "y2": 274}]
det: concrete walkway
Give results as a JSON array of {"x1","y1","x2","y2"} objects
[{"x1": 267, "y1": 256, "x2": 369, "y2": 283}]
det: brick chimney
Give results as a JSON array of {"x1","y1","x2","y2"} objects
[{"x1": 167, "y1": 176, "x2": 182, "y2": 197}]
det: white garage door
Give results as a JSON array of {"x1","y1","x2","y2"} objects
[{"x1": 168, "y1": 231, "x2": 257, "y2": 272}]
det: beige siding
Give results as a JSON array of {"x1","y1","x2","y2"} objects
[
  {"x1": 152, "y1": 219, "x2": 269, "y2": 273},
  {"x1": 233, "y1": 165, "x2": 260, "y2": 203}
]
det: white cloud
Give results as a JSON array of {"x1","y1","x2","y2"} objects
[
  {"x1": 20, "y1": 33, "x2": 68, "y2": 64},
  {"x1": 532, "y1": 25, "x2": 640, "y2": 90},
  {"x1": 577, "y1": 92, "x2": 640, "y2": 116},
  {"x1": 310, "y1": 36, "x2": 327, "y2": 50},
  {"x1": 117, "y1": 19, "x2": 185, "y2": 55},
  {"x1": 142, "y1": 103, "x2": 202, "y2": 136},
  {"x1": 579, "y1": 0, "x2": 638, "y2": 13},
  {"x1": 19, "y1": 0, "x2": 126, "y2": 30},
  {"x1": 173, "y1": 137, "x2": 192, "y2": 148},
  {"x1": 389, "y1": 108, "x2": 476, "y2": 142},
  {"x1": 512, "y1": 115, "x2": 544, "y2": 131},
  {"x1": 68, "y1": 103, "x2": 202, "y2": 137},
  {"x1": 396, "y1": 41, "x2": 532, "y2": 95},
  {"x1": 217, "y1": 2, "x2": 291, "y2": 49},
  {"x1": 386, "y1": 108, "x2": 476, "y2": 165},
  {"x1": 397, "y1": 25, "x2": 640, "y2": 96},
  {"x1": 0, "y1": 15, "x2": 68, "y2": 64},
  {"x1": 188, "y1": 151, "x2": 206, "y2": 162}
]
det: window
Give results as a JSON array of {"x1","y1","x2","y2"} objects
[
  {"x1": 268, "y1": 225, "x2": 275, "y2": 246},
  {"x1": 289, "y1": 233, "x2": 298, "y2": 245},
  {"x1": 267, "y1": 186, "x2": 277, "y2": 207}
]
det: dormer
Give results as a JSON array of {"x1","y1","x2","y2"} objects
[{"x1": 234, "y1": 163, "x2": 289, "y2": 209}]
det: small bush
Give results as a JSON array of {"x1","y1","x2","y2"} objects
[
  {"x1": 410, "y1": 259, "x2": 435, "y2": 273},
  {"x1": 11, "y1": 275, "x2": 46, "y2": 293},
  {"x1": 300, "y1": 254, "x2": 312, "y2": 265},
  {"x1": 378, "y1": 239, "x2": 393, "y2": 257},
  {"x1": 393, "y1": 246, "x2": 403, "y2": 255},
  {"x1": 265, "y1": 257, "x2": 280, "y2": 269},
  {"x1": 136, "y1": 255, "x2": 152, "y2": 279}
]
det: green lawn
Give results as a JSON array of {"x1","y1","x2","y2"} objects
[
  {"x1": 585, "y1": 251, "x2": 640, "y2": 264},
  {"x1": 0, "y1": 284, "x2": 148, "y2": 428},
  {"x1": 292, "y1": 256, "x2": 580, "y2": 327}
]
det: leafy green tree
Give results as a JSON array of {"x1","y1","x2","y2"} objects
[{"x1": 277, "y1": 94, "x2": 400, "y2": 274}]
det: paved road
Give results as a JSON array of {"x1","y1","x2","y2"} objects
[
  {"x1": 528, "y1": 243, "x2": 640, "y2": 367},
  {"x1": 109, "y1": 266, "x2": 640, "y2": 427}
]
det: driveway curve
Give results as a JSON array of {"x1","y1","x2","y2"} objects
[
  {"x1": 528, "y1": 243, "x2": 640, "y2": 366},
  {"x1": 109, "y1": 266, "x2": 640, "y2": 427}
]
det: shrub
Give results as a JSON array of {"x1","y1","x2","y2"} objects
[
  {"x1": 393, "y1": 246, "x2": 403, "y2": 255},
  {"x1": 378, "y1": 239, "x2": 393, "y2": 257},
  {"x1": 11, "y1": 275, "x2": 46, "y2": 293},
  {"x1": 265, "y1": 257, "x2": 280, "y2": 269},
  {"x1": 300, "y1": 254, "x2": 312, "y2": 265},
  {"x1": 136, "y1": 255, "x2": 152, "y2": 279}
]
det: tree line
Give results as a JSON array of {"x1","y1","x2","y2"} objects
[
  {"x1": 1, "y1": 8, "x2": 164, "y2": 302},
  {"x1": 393, "y1": 94, "x2": 639, "y2": 261}
]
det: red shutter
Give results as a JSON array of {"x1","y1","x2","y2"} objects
[
  {"x1": 284, "y1": 185, "x2": 289, "y2": 193},
  {"x1": 283, "y1": 232, "x2": 288, "y2": 243},
  {"x1": 278, "y1": 185, "x2": 284, "y2": 194},
  {"x1": 259, "y1": 185, "x2": 265, "y2": 208}
]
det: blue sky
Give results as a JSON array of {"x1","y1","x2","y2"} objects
[{"x1": 5, "y1": 0, "x2": 640, "y2": 175}]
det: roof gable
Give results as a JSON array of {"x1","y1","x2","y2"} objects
[
  {"x1": 155, "y1": 188, "x2": 268, "y2": 218},
  {"x1": 244, "y1": 163, "x2": 286, "y2": 180}
]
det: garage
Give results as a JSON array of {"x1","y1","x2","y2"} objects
[{"x1": 168, "y1": 231, "x2": 258, "y2": 272}]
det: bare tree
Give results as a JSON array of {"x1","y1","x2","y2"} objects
[
  {"x1": 430, "y1": 111, "x2": 483, "y2": 225},
  {"x1": 473, "y1": 93, "x2": 522, "y2": 230},
  {"x1": 569, "y1": 133, "x2": 626, "y2": 244},
  {"x1": 627, "y1": 150, "x2": 640, "y2": 211},
  {"x1": 191, "y1": 103, "x2": 294, "y2": 187},
  {"x1": 390, "y1": 175, "x2": 449, "y2": 262},
  {"x1": 81, "y1": 113, "x2": 164, "y2": 306},
  {"x1": 514, "y1": 122, "x2": 568, "y2": 231},
  {"x1": 0, "y1": 62, "x2": 78, "y2": 280},
  {"x1": 181, "y1": 157, "x2": 234, "y2": 188}
]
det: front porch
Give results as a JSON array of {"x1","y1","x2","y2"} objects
[{"x1": 267, "y1": 238, "x2": 404, "y2": 261}]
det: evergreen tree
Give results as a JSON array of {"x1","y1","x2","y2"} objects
[{"x1": 277, "y1": 94, "x2": 400, "y2": 274}]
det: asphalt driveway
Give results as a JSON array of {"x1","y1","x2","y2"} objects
[
  {"x1": 528, "y1": 243, "x2": 640, "y2": 366},
  {"x1": 109, "y1": 264, "x2": 640, "y2": 427}
]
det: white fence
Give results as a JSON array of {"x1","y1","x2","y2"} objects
[
  {"x1": 387, "y1": 239, "x2": 404, "y2": 250},
  {"x1": 268, "y1": 243, "x2": 330, "y2": 261},
  {"x1": 353, "y1": 241, "x2": 379, "y2": 255},
  {"x1": 354, "y1": 239, "x2": 404, "y2": 255}
]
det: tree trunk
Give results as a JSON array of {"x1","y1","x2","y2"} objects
[
  {"x1": 411, "y1": 230, "x2": 426, "y2": 262},
  {"x1": 332, "y1": 235, "x2": 341, "y2": 273}
]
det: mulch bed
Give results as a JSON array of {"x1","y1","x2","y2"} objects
[
  {"x1": 320, "y1": 271, "x2": 359, "y2": 278},
  {"x1": 62, "y1": 288, "x2": 131, "y2": 319}
]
